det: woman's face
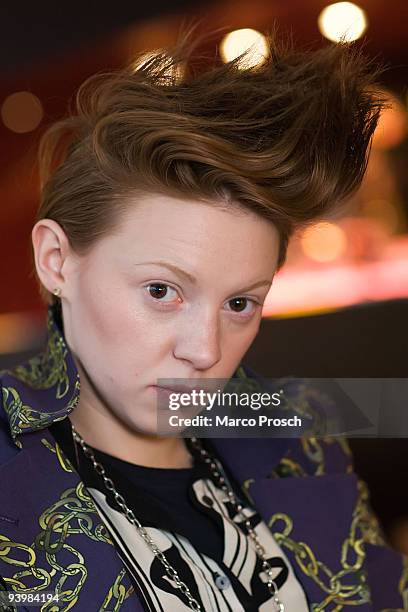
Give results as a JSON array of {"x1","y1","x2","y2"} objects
[{"x1": 60, "y1": 194, "x2": 280, "y2": 434}]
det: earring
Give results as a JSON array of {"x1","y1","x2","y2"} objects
[{"x1": 52, "y1": 287, "x2": 62, "y2": 297}]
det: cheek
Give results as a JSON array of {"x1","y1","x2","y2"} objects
[
  {"x1": 217, "y1": 321, "x2": 260, "y2": 377},
  {"x1": 74, "y1": 275, "x2": 171, "y2": 381}
]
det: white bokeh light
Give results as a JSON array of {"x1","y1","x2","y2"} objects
[
  {"x1": 318, "y1": 2, "x2": 368, "y2": 42},
  {"x1": 220, "y1": 28, "x2": 269, "y2": 69}
]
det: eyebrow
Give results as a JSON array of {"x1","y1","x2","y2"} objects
[
  {"x1": 134, "y1": 260, "x2": 272, "y2": 293},
  {"x1": 134, "y1": 260, "x2": 197, "y2": 284}
]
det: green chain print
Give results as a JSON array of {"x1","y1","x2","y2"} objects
[
  {"x1": 0, "y1": 438, "x2": 134, "y2": 611},
  {"x1": 263, "y1": 478, "x2": 392, "y2": 610}
]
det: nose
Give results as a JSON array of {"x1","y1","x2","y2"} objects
[{"x1": 173, "y1": 309, "x2": 222, "y2": 371}]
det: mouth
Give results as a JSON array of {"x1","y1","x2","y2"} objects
[{"x1": 152, "y1": 384, "x2": 200, "y2": 395}]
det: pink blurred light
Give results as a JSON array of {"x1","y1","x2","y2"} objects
[{"x1": 263, "y1": 237, "x2": 408, "y2": 316}]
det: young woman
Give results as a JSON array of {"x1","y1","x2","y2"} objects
[{"x1": 1, "y1": 31, "x2": 406, "y2": 611}]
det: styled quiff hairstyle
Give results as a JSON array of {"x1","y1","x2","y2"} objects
[{"x1": 35, "y1": 26, "x2": 384, "y2": 305}]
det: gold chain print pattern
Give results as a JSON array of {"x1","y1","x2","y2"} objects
[
  {"x1": 266, "y1": 482, "x2": 374, "y2": 610},
  {"x1": 0, "y1": 316, "x2": 80, "y2": 442},
  {"x1": 0, "y1": 480, "x2": 111, "y2": 610},
  {"x1": 8, "y1": 331, "x2": 71, "y2": 395},
  {"x1": 1, "y1": 382, "x2": 80, "y2": 443},
  {"x1": 270, "y1": 436, "x2": 353, "y2": 479},
  {"x1": 0, "y1": 439, "x2": 133, "y2": 611},
  {"x1": 100, "y1": 569, "x2": 135, "y2": 612},
  {"x1": 243, "y1": 437, "x2": 393, "y2": 609}
]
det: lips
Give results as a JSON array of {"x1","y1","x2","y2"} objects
[{"x1": 154, "y1": 384, "x2": 200, "y2": 394}]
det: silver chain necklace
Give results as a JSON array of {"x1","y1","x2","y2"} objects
[{"x1": 71, "y1": 425, "x2": 285, "y2": 612}]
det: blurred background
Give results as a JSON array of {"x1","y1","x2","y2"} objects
[{"x1": 0, "y1": 1, "x2": 407, "y2": 551}]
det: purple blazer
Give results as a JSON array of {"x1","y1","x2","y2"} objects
[{"x1": 0, "y1": 304, "x2": 407, "y2": 610}]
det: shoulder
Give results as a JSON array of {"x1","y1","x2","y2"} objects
[
  {"x1": 272, "y1": 436, "x2": 353, "y2": 478},
  {"x1": 238, "y1": 362, "x2": 354, "y2": 475}
]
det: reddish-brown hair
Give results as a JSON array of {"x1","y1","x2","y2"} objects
[{"x1": 34, "y1": 27, "x2": 385, "y2": 305}]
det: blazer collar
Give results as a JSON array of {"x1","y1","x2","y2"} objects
[{"x1": 0, "y1": 302, "x2": 80, "y2": 447}]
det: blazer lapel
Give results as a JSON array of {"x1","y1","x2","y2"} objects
[
  {"x1": 211, "y1": 436, "x2": 296, "y2": 482},
  {"x1": 212, "y1": 436, "x2": 373, "y2": 609}
]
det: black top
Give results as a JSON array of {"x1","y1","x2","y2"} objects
[{"x1": 49, "y1": 417, "x2": 239, "y2": 559}]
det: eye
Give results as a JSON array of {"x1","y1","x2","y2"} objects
[
  {"x1": 226, "y1": 297, "x2": 259, "y2": 316},
  {"x1": 145, "y1": 283, "x2": 180, "y2": 303}
]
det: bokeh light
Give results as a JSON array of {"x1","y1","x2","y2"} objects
[
  {"x1": 220, "y1": 28, "x2": 269, "y2": 69},
  {"x1": 300, "y1": 221, "x2": 347, "y2": 263},
  {"x1": 372, "y1": 92, "x2": 407, "y2": 150},
  {"x1": 1, "y1": 91, "x2": 43, "y2": 133},
  {"x1": 318, "y1": 2, "x2": 368, "y2": 42}
]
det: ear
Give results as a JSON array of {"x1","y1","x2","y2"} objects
[{"x1": 31, "y1": 219, "x2": 74, "y2": 299}]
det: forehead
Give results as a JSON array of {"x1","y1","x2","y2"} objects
[{"x1": 94, "y1": 193, "x2": 280, "y2": 273}]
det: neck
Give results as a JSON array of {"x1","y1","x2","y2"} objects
[{"x1": 68, "y1": 399, "x2": 194, "y2": 469}]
